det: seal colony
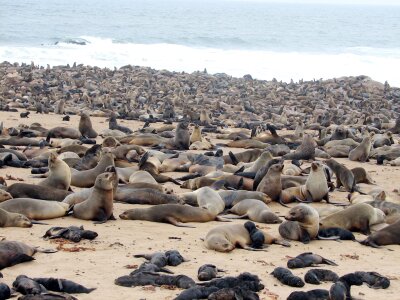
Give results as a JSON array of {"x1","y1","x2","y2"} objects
[{"x1": 0, "y1": 61, "x2": 399, "y2": 299}]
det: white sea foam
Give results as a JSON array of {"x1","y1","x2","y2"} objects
[{"x1": 1, "y1": 36, "x2": 399, "y2": 87}]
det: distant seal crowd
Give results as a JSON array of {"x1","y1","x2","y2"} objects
[{"x1": 0, "y1": 61, "x2": 399, "y2": 299}]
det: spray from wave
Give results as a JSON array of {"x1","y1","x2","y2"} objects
[{"x1": 0, "y1": 36, "x2": 399, "y2": 87}]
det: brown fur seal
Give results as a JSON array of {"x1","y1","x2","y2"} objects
[
  {"x1": 223, "y1": 149, "x2": 262, "y2": 164},
  {"x1": 174, "y1": 122, "x2": 190, "y2": 150},
  {"x1": 351, "y1": 167, "x2": 375, "y2": 184},
  {"x1": 324, "y1": 159, "x2": 356, "y2": 192},
  {"x1": 205, "y1": 224, "x2": 286, "y2": 252},
  {"x1": 0, "y1": 240, "x2": 49, "y2": 269},
  {"x1": 47, "y1": 127, "x2": 81, "y2": 139},
  {"x1": 349, "y1": 136, "x2": 371, "y2": 162},
  {"x1": 282, "y1": 134, "x2": 316, "y2": 160},
  {"x1": 320, "y1": 203, "x2": 385, "y2": 234},
  {"x1": 38, "y1": 153, "x2": 71, "y2": 191},
  {"x1": 192, "y1": 187, "x2": 225, "y2": 215},
  {"x1": 0, "y1": 199, "x2": 69, "y2": 220},
  {"x1": 78, "y1": 112, "x2": 98, "y2": 138},
  {"x1": 227, "y1": 199, "x2": 282, "y2": 224},
  {"x1": 361, "y1": 219, "x2": 400, "y2": 247},
  {"x1": 0, "y1": 208, "x2": 32, "y2": 227},
  {"x1": 281, "y1": 161, "x2": 331, "y2": 204},
  {"x1": 73, "y1": 171, "x2": 116, "y2": 223},
  {"x1": 256, "y1": 163, "x2": 283, "y2": 202},
  {"x1": 0, "y1": 190, "x2": 12, "y2": 202},
  {"x1": 119, "y1": 204, "x2": 226, "y2": 227},
  {"x1": 70, "y1": 152, "x2": 115, "y2": 188},
  {"x1": 279, "y1": 204, "x2": 319, "y2": 243},
  {"x1": 190, "y1": 125, "x2": 202, "y2": 144},
  {"x1": 4, "y1": 183, "x2": 71, "y2": 201}
]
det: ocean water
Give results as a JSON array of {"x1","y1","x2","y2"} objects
[{"x1": 0, "y1": 0, "x2": 399, "y2": 86}]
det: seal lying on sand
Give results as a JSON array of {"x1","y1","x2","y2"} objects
[{"x1": 119, "y1": 204, "x2": 227, "y2": 227}]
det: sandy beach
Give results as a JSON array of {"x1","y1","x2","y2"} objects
[{"x1": 0, "y1": 110, "x2": 399, "y2": 300}]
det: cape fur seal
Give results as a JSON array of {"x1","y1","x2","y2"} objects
[
  {"x1": 348, "y1": 135, "x2": 371, "y2": 162},
  {"x1": 227, "y1": 199, "x2": 282, "y2": 224},
  {"x1": 0, "y1": 240, "x2": 55, "y2": 270},
  {"x1": 256, "y1": 163, "x2": 283, "y2": 202},
  {"x1": 4, "y1": 183, "x2": 71, "y2": 201},
  {"x1": 73, "y1": 171, "x2": 116, "y2": 223},
  {"x1": 320, "y1": 203, "x2": 385, "y2": 234},
  {"x1": 205, "y1": 223, "x2": 285, "y2": 252},
  {"x1": 0, "y1": 199, "x2": 69, "y2": 220},
  {"x1": 0, "y1": 208, "x2": 32, "y2": 227},
  {"x1": 279, "y1": 204, "x2": 319, "y2": 243},
  {"x1": 119, "y1": 204, "x2": 226, "y2": 227},
  {"x1": 38, "y1": 153, "x2": 71, "y2": 191},
  {"x1": 78, "y1": 112, "x2": 98, "y2": 138},
  {"x1": 174, "y1": 122, "x2": 190, "y2": 150},
  {"x1": 281, "y1": 161, "x2": 330, "y2": 204},
  {"x1": 360, "y1": 219, "x2": 400, "y2": 247},
  {"x1": 282, "y1": 134, "x2": 316, "y2": 160},
  {"x1": 324, "y1": 159, "x2": 356, "y2": 192},
  {"x1": 205, "y1": 224, "x2": 265, "y2": 252},
  {"x1": 70, "y1": 152, "x2": 115, "y2": 188}
]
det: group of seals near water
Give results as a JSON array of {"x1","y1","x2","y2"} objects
[{"x1": 0, "y1": 61, "x2": 400, "y2": 298}]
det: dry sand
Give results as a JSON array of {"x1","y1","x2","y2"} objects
[{"x1": 1, "y1": 111, "x2": 400, "y2": 300}]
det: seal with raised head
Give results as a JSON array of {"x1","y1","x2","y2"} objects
[
  {"x1": 324, "y1": 159, "x2": 356, "y2": 192},
  {"x1": 73, "y1": 171, "x2": 116, "y2": 223},
  {"x1": 78, "y1": 112, "x2": 97, "y2": 138},
  {"x1": 38, "y1": 152, "x2": 71, "y2": 191},
  {"x1": 348, "y1": 135, "x2": 371, "y2": 162},
  {"x1": 256, "y1": 163, "x2": 283, "y2": 203},
  {"x1": 119, "y1": 204, "x2": 227, "y2": 227},
  {"x1": 279, "y1": 204, "x2": 319, "y2": 243},
  {"x1": 282, "y1": 134, "x2": 316, "y2": 160},
  {"x1": 70, "y1": 152, "x2": 115, "y2": 188},
  {"x1": 174, "y1": 121, "x2": 190, "y2": 150}
]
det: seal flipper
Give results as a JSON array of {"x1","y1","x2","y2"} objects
[
  {"x1": 215, "y1": 216, "x2": 232, "y2": 222},
  {"x1": 164, "y1": 217, "x2": 195, "y2": 228},
  {"x1": 8, "y1": 253, "x2": 35, "y2": 267},
  {"x1": 233, "y1": 166, "x2": 245, "y2": 175},
  {"x1": 92, "y1": 209, "x2": 108, "y2": 224},
  {"x1": 299, "y1": 229, "x2": 311, "y2": 244},
  {"x1": 176, "y1": 173, "x2": 201, "y2": 181},
  {"x1": 320, "y1": 257, "x2": 338, "y2": 266},
  {"x1": 221, "y1": 214, "x2": 249, "y2": 220},
  {"x1": 228, "y1": 151, "x2": 239, "y2": 165},
  {"x1": 138, "y1": 151, "x2": 150, "y2": 168}
]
